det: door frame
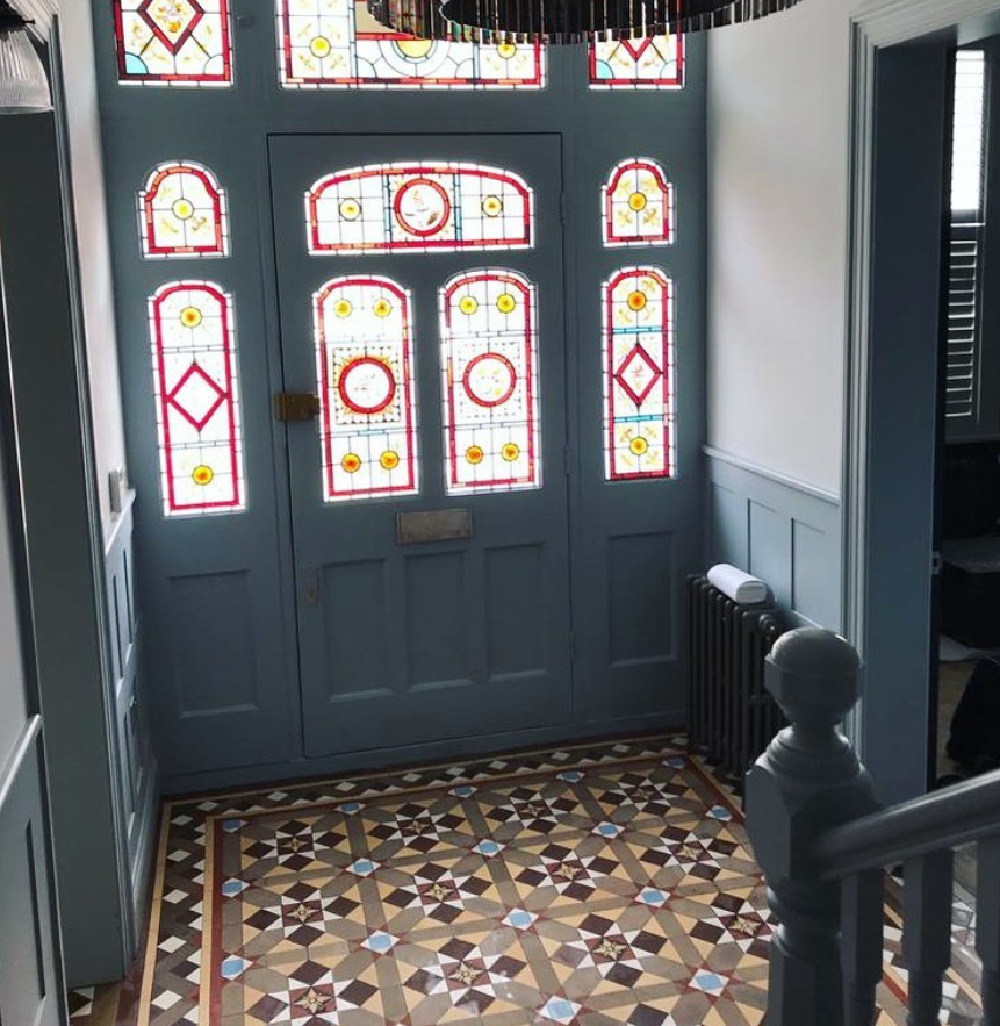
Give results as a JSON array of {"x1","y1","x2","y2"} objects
[{"x1": 843, "y1": 0, "x2": 1000, "y2": 804}]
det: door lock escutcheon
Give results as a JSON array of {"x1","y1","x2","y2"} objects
[{"x1": 274, "y1": 392, "x2": 320, "y2": 422}]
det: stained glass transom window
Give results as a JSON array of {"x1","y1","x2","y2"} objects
[
  {"x1": 603, "y1": 267, "x2": 674, "y2": 481},
  {"x1": 277, "y1": 0, "x2": 544, "y2": 89},
  {"x1": 440, "y1": 269, "x2": 540, "y2": 494},
  {"x1": 308, "y1": 163, "x2": 533, "y2": 254},
  {"x1": 603, "y1": 158, "x2": 673, "y2": 247},
  {"x1": 589, "y1": 33, "x2": 683, "y2": 89},
  {"x1": 139, "y1": 162, "x2": 230, "y2": 258},
  {"x1": 150, "y1": 281, "x2": 246, "y2": 515},
  {"x1": 314, "y1": 276, "x2": 418, "y2": 502},
  {"x1": 114, "y1": 0, "x2": 232, "y2": 85}
]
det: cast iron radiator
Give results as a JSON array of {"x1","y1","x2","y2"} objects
[{"x1": 684, "y1": 574, "x2": 786, "y2": 788}]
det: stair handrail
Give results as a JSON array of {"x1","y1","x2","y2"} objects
[{"x1": 743, "y1": 627, "x2": 1000, "y2": 1026}]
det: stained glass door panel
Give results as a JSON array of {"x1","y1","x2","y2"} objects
[{"x1": 269, "y1": 133, "x2": 572, "y2": 758}]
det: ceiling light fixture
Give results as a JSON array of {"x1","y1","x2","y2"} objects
[
  {"x1": 0, "y1": 0, "x2": 51, "y2": 113},
  {"x1": 366, "y1": 0, "x2": 807, "y2": 43}
]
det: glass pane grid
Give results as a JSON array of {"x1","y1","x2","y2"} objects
[
  {"x1": 276, "y1": 0, "x2": 545, "y2": 89},
  {"x1": 115, "y1": 0, "x2": 233, "y2": 86},
  {"x1": 589, "y1": 31, "x2": 683, "y2": 90},
  {"x1": 603, "y1": 157, "x2": 674, "y2": 247},
  {"x1": 149, "y1": 281, "x2": 247, "y2": 516},
  {"x1": 440, "y1": 269, "x2": 541, "y2": 495},
  {"x1": 307, "y1": 162, "x2": 533, "y2": 254},
  {"x1": 138, "y1": 161, "x2": 231, "y2": 258},
  {"x1": 602, "y1": 266, "x2": 675, "y2": 481},
  {"x1": 952, "y1": 50, "x2": 987, "y2": 213},
  {"x1": 315, "y1": 276, "x2": 420, "y2": 502}
]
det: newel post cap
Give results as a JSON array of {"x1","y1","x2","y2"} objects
[{"x1": 765, "y1": 628, "x2": 862, "y2": 725}]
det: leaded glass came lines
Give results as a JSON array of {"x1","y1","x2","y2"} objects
[
  {"x1": 589, "y1": 33, "x2": 683, "y2": 89},
  {"x1": 139, "y1": 161, "x2": 230, "y2": 258},
  {"x1": 603, "y1": 158, "x2": 673, "y2": 247},
  {"x1": 440, "y1": 269, "x2": 541, "y2": 494}
]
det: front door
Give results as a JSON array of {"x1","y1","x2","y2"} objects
[{"x1": 269, "y1": 134, "x2": 573, "y2": 757}]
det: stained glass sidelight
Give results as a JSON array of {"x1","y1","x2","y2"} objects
[
  {"x1": 603, "y1": 267, "x2": 675, "y2": 481},
  {"x1": 277, "y1": 0, "x2": 544, "y2": 89},
  {"x1": 314, "y1": 276, "x2": 418, "y2": 502},
  {"x1": 308, "y1": 163, "x2": 533, "y2": 254},
  {"x1": 150, "y1": 281, "x2": 246, "y2": 515},
  {"x1": 440, "y1": 269, "x2": 540, "y2": 494},
  {"x1": 603, "y1": 158, "x2": 673, "y2": 247},
  {"x1": 589, "y1": 32, "x2": 683, "y2": 89},
  {"x1": 139, "y1": 162, "x2": 230, "y2": 258},
  {"x1": 114, "y1": 0, "x2": 232, "y2": 85}
]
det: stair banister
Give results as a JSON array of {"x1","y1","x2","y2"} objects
[{"x1": 744, "y1": 628, "x2": 1000, "y2": 1026}]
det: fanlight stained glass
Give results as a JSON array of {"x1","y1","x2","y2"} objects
[
  {"x1": 603, "y1": 158, "x2": 673, "y2": 247},
  {"x1": 139, "y1": 162, "x2": 230, "y2": 258},
  {"x1": 603, "y1": 267, "x2": 675, "y2": 481},
  {"x1": 314, "y1": 276, "x2": 419, "y2": 502},
  {"x1": 308, "y1": 163, "x2": 533, "y2": 254},
  {"x1": 114, "y1": 0, "x2": 232, "y2": 85},
  {"x1": 589, "y1": 32, "x2": 683, "y2": 89},
  {"x1": 150, "y1": 281, "x2": 246, "y2": 515},
  {"x1": 277, "y1": 0, "x2": 544, "y2": 89},
  {"x1": 440, "y1": 269, "x2": 540, "y2": 494}
]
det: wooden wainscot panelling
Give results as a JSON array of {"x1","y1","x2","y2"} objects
[
  {"x1": 705, "y1": 447, "x2": 842, "y2": 630},
  {"x1": 0, "y1": 718, "x2": 66, "y2": 1026}
]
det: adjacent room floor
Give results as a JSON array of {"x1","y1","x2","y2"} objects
[{"x1": 66, "y1": 736, "x2": 983, "y2": 1026}]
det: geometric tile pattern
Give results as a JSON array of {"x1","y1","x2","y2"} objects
[{"x1": 66, "y1": 736, "x2": 983, "y2": 1026}]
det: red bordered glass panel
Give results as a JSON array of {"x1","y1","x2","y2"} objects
[
  {"x1": 589, "y1": 32, "x2": 683, "y2": 89},
  {"x1": 114, "y1": 0, "x2": 233, "y2": 85},
  {"x1": 603, "y1": 158, "x2": 673, "y2": 247},
  {"x1": 307, "y1": 163, "x2": 533, "y2": 255},
  {"x1": 314, "y1": 276, "x2": 419, "y2": 502},
  {"x1": 150, "y1": 281, "x2": 246, "y2": 515},
  {"x1": 139, "y1": 162, "x2": 230, "y2": 258},
  {"x1": 603, "y1": 267, "x2": 675, "y2": 481},
  {"x1": 440, "y1": 269, "x2": 540, "y2": 494},
  {"x1": 276, "y1": 0, "x2": 544, "y2": 89}
]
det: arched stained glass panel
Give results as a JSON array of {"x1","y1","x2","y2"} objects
[
  {"x1": 440, "y1": 269, "x2": 540, "y2": 494},
  {"x1": 277, "y1": 0, "x2": 545, "y2": 89},
  {"x1": 308, "y1": 163, "x2": 533, "y2": 254},
  {"x1": 589, "y1": 33, "x2": 683, "y2": 89},
  {"x1": 114, "y1": 0, "x2": 233, "y2": 85},
  {"x1": 603, "y1": 268, "x2": 675, "y2": 481},
  {"x1": 603, "y1": 158, "x2": 673, "y2": 247},
  {"x1": 139, "y1": 162, "x2": 230, "y2": 258},
  {"x1": 314, "y1": 276, "x2": 419, "y2": 502},
  {"x1": 150, "y1": 281, "x2": 246, "y2": 515}
]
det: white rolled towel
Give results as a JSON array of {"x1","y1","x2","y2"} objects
[{"x1": 706, "y1": 563, "x2": 770, "y2": 606}]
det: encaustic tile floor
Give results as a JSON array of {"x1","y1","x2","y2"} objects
[{"x1": 68, "y1": 736, "x2": 984, "y2": 1026}]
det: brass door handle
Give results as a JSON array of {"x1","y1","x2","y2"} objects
[{"x1": 274, "y1": 392, "x2": 320, "y2": 422}]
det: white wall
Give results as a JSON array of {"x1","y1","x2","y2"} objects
[
  {"x1": 707, "y1": 0, "x2": 852, "y2": 495},
  {"x1": 58, "y1": 0, "x2": 127, "y2": 534}
]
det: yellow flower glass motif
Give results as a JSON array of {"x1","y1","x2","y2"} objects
[
  {"x1": 339, "y1": 198, "x2": 361, "y2": 221},
  {"x1": 628, "y1": 192, "x2": 648, "y2": 212},
  {"x1": 459, "y1": 296, "x2": 479, "y2": 316},
  {"x1": 501, "y1": 443, "x2": 520, "y2": 462},
  {"x1": 342, "y1": 453, "x2": 362, "y2": 473},
  {"x1": 192, "y1": 465, "x2": 214, "y2": 486},
  {"x1": 373, "y1": 298, "x2": 392, "y2": 318},
  {"x1": 629, "y1": 436, "x2": 649, "y2": 456},
  {"x1": 496, "y1": 293, "x2": 517, "y2": 314},
  {"x1": 497, "y1": 42, "x2": 518, "y2": 59},
  {"x1": 310, "y1": 35, "x2": 333, "y2": 58},
  {"x1": 172, "y1": 197, "x2": 194, "y2": 220},
  {"x1": 380, "y1": 450, "x2": 400, "y2": 470},
  {"x1": 334, "y1": 299, "x2": 353, "y2": 318},
  {"x1": 482, "y1": 195, "x2": 504, "y2": 217},
  {"x1": 180, "y1": 306, "x2": 203, "y2": 328},
  {"x1": 627, "y1": 291, "x2": 647, "y2": 312},
  {"x1": 465, "y1": 445, "x2": 485, "y2": 465}
]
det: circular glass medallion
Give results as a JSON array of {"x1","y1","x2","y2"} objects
[
  {"x1": 192, "y1": 465, "x2": 214, "y2": 486},
  {"x1": 310, "y1": 35, "x2": 333, "y2": 57},
  {"x1": 394, "y1": 38, "x2": 435, "y2": 60},
  {"x1": 496, "y1": 292, "x2": 517, "y2": 315},
  {"x1": 394, "y1": 177, "x2": 451, "y2": 238},
  {"x1": 482, "y1": 194, "x2": 504, "y2": 217},
  {"x1": 380, "y1": 450, "x2": 400, "y2": 470},
  {"x1": 628, "y1": 191, "x2": 648, "y2": 212},
  {"x1": 465, "y1": 445, "x2": 484, "y2": 465},
  {"x1": 334, "y1": 298, "x2": 353, "y2": 318},
  {"x1": 459, "y1": 295, "x2": 479, "y2": 316},
  {"x1": 373, "y1": 298, "x2": 392, "y2": 318},
  {"x1": 497, "y1": 42, "x2": 518, "y2": 59},
  {"x1": 339, "y1": 198, "x2": 361, "y2": 221},
  {"x1": 179, "y1": 305, "x2": 203, "y2": 328},
  {"x1": 501, "y1": 443, "x2": 520, "y2": 462},
  {"x1": 342, "y1": 453, "x2": 362, "y2": 474},
  {"x1": 338, "y1": 356, "x2": 397, "y2": 416},
  {"x1": 463, "y1": 352, "x2": 517, "y2": 409},
  {"x1": 627, "y1": 290, "x2": 647, "y2": 312},
  {"x1": 629, "y1": 436, "x2": 649, "y2": 455},
  {"x1": 172, "y1": 197, "x2": 194, "y2": 220}
]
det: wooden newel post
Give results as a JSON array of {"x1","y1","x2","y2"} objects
[{"x1": 745, "y1": 628, "x2": 881, "y2": 1026}]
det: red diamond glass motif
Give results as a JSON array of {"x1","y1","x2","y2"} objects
[
  {"x1": 137, "y1": 0, "x2": 204, "y2": 54},
  {"x1": 168, "y1": 362, "x2": 227, "y2": 431},
  {"x1": 614, "y1": 343, "x2": 662, "y2": 408}
]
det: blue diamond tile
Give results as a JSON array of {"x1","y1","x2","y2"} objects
[
  {"x1": 708, "y1": 805, "x2": 732, "y2": 821},
  {"x1": 557, "y1": 770, "x2": 583, "y2": 782},
  {"x1": 362, "y1": 931, "x2": 398, "y2": 953},
  {"x1": 475, "y1": 840, "x2": 504, "y2": 857},
  {"x1": 540, "y1": 996, "x2": 581, "y2": 1023},
  {"x1": 221, "y1": 956, "x2": 249, "y2": 980},
  {"x1": 504, "y1": 909, "x2": 538, "y2": 930},
  {"x1": 221, "y1": 819, "x2": 246, "y2": 833},
  {"x1": 337, "y1": 801, "x2": 363, "y2": 814},
  {"x1": 221, "y1": 878, "x2": 248, "y2": 898},
  {"x1": 690, "y1": 970, "x2": 727, "y2": 995},
  {"x1": 593, "y1": 822, "x2": 623, "y2": 838},
  {"x1": 638, "y1": 887, "x2": 668, "y2": 907},
  {"x1": 348, "y1": 858, "x2": 378, "y2": 877},
  {"x1": 450, "y1": 785, "x2": 476, "y2": 797}
]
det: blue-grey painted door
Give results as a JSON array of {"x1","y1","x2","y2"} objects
[{"x1": 269, "y1": 134, "x2": 573, "y2": 756}]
